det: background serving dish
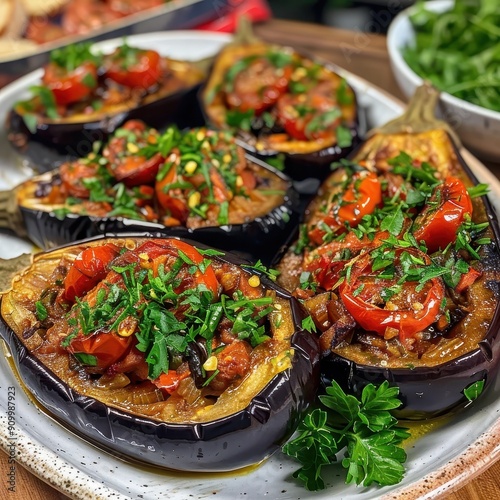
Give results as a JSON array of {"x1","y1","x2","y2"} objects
[
  {"x1": 387, "y1": 0, "x2": 500, "y2": 162},
  {"x1": 1, "y1": 30, "x2": 500, "y2": 499},
  {"x1": 0, "y1": 0, "x2": 227, "y2": 76}
]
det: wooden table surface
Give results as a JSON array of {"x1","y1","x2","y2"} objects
[{"x1": 1, "y1": 17, "x2": 499, "y2": 500}]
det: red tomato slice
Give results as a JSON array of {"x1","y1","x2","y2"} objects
[
  {"x1": 136, "y1": 239, "x2": 219, "y2": 297},
  {"x1": 455, "y1": 267, "x2": 482, "y2": 294},
  {"x1": 239, "y1": 169, "x2": 257, "y2": 191},
  {"x1": 64, "y1": 243, "x2": 120, "y2": 302},
  {"x1": 413, "y1": 177, "x2": 473, "y2": 253},
  {"x1": 42, "y1": 61, "x2": 97, "y2": 106},
  {"x1": 105, "y1": 48, "x2": 161, "y2": 89},
  {"x1": 103, "y1": 120, "x2": 163, "y2": 187},
  {"x1": 152, "y1": 369, "x2": 190, "y2": 395},
  {"x1": 308, "y1": 171, "x2": 382, "y2": 246},
  {"x1": 305, "y1": 231, "x2": 390, "y2": 290},
  {"x1": 226, "y1": 57, "x2": 292, "y2": 114},
  {"x1": 59, "y1": 159, "x2": 100, "y2": 198},
  {"x1": 67, "y1": 331, "x2": 133, "y2": 370},
  {"x1": 155, "y1": 160, "x2": 189, "y2": 223},
  {"x1": 339, "y1": 250, "x2": 445, "y2": 341},
  {"x1": 110, "y1": 153, "x2": 164, "y2": 187},
  {"x1": 277, "y1": 93, "x2": 339, "y2": 141},
  {"x1": 210, "y1": 167, "x2": 231, "y2": 202}
]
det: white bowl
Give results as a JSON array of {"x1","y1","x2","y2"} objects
[{"x1": 387, "y1": 0, "x2": 500, "y2": 162}]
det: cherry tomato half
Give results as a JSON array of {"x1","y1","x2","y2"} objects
[
  {"x1": 152, "y1": 369, "x2": 190, "y2": 395},
  {"x1": 103, "y1": 121, "x2": 164, "y2": 187},
  {"x1": 277, "y1": 82, "x2": 341, "y2": 141},
  {"x1": 339, "y1": 249, "x2": 445, "y2": 342},
  {"x1": 42, "y1": 61, "x2": 97, "y2": 106},
  {"x1": 59, "y1": 159, "x2": 100, "y2": 198},
  {"x1": 136, "y1": 239, "x2": 219, "y2": 298},
  {"x1": 64, "y1": 243, "x2": 120, "y2": 302},
  {"x1": 155, "y1": 158, "x2": 189, "y2": 223},
  {"x1": 110, "y1": 153, "x2": 164, "y2": 187},
  {"x1": 413, "y1": 177, "x2": 473, "y2": 253},
  {"x1": 67, "y1": 331, "x2": 133, "y2": 370},
  {"x1": 226, "y1": 57, "x2": 291, "y2": 115},
  {"x1": 308, "y1": 171, "x2": 382, "y2": 246},
  {"x1": 105, "y1": 47, "x2": 161, "y2": 89}
]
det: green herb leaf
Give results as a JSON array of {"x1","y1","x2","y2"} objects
[
  {"x1": 283, "y1": 380, "x2": 409, "y2": 491},
  {"x1": 464, "y1": 379, "x2": 485, "y2": 402},
  {"x1": 336, "y1": 125, "x2": 353, "y2": 148},
  {"x1": 35, "y1": 301, "x2": 48, "y2": 321},
  {"x1": 21, "y1": 113, "x2": 38, "y2": 133},
  {"x1": 467, "y1": 183, "x2": 489, "y2": 198},
  {"x1": 226, "y1": 109, "x2": 254, "y2": 131},
  {"x1": 73, "y1": 352, "x2": 98, "y2": 366},
  {"x1": 380, "y1": 205, "x2": 404, "y2": 236},
  {"x1": 301, "y1": 316, "x2": 317, "y2": 333}
]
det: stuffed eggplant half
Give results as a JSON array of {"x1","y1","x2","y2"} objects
[
  {"x1": 277, "y1": 85, "x2": 500, "y2": 419},
  {"x1": 6, "y1": 41, "x2": 205, "y2": 171},
  {"x1": 3, "y1": 120, "x2": 297, "y2": 262},
  {"x1": 0, "y1": 236, "x2": 320, "y2": 471},
  {"x1": 201, "y1": 26, "x2": 358, "y2": 181}
]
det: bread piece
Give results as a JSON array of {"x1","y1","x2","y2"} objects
[
  {"x1": 0, "y1": 0, "x2": 28, "y2": 39},
  {"x1": 20, "y1": 0, "x2": 69, "y2": 16},
  {"x1": 0, "y1": 38, "x2": 38, "y2": 59}
]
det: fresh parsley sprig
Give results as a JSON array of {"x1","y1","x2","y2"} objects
[{"x1": 282, "y1": 380, "x2": 410, "y2": 491}]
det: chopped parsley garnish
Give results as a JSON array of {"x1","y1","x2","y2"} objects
[
  {"x1": 28, "y1": 86, "x2": 59, "y2": 120},
  {"x1": 63, "y1": 252, "x2": 275, "y2": 381},
  {"x1": 50, "y1": 41, "x2": 101, "y2": 71},
  {"x1": 35, "y1": 301, "x2": 48, "y2": 321}
]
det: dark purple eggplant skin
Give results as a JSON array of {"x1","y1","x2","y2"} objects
[
  {"x1": 0, "y1": 235, "x2": 321, "y2": 471},
  {"x1": 6, "y1": 84, "x2": 205, "y2": 173},
  {"x1": 19, "y1": 156, "x2": 301, "y2": 266},
  {"x1": 320, "y1": 155, "x2": 500, "y2": 420}
]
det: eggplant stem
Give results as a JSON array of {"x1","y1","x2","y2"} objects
[
  {"x1": 0, "y1": 253, "x2": 32, "y2": 294},
  {"x1": 0, "y1": 189, "x2": 26, "y2": 237},
  {"x1": 191, "y1": 17, "x2": 260, "y2": 77},
  {"x1": 368, "y1": 82, "x2": 461, "y2": 146},
  {"x1": 233, "y1": 15, "x2": 261, "y2": 46}
]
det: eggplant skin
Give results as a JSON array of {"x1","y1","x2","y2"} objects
[
  {"x1": 321, "y1": 338, "x2": 500, "y2": 420},
  {"x1": 0, "y1": 236, "x2": 320, "y2": 471},
  {"x1": 7, "y1": 84, "x2": 204, "y2": 173},
  {"x1": 18, "y1": 157, "x2": 300, "y2": 266},
  {"x1": 244, "y1": 123, "x2": 361, "y2": 183}
]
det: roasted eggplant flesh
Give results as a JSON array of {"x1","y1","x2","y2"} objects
[
  {"x1": 0, "y1": 236, "x2": 320, "y2": 470},
  {"x1": 12, "y1": 120, "x2": 297, "y2": 260},
  {"x1": 202, "y1": 41, "x2": 358, "y2": 171},
  {"x1": 277, "y1": 126, "x2": 500, "y2": 416},
  {"x1": 6, "y1": 41, "x2": 205, "y2": 170}
]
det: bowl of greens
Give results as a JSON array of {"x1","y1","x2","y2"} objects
[{"x1": 387, "y1": 0, "x2": 500, "y2": 161}]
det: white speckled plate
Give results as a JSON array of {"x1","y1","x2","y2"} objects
[{"x1": 0, "y1": 31, "x2": 499, "y2": 500}]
